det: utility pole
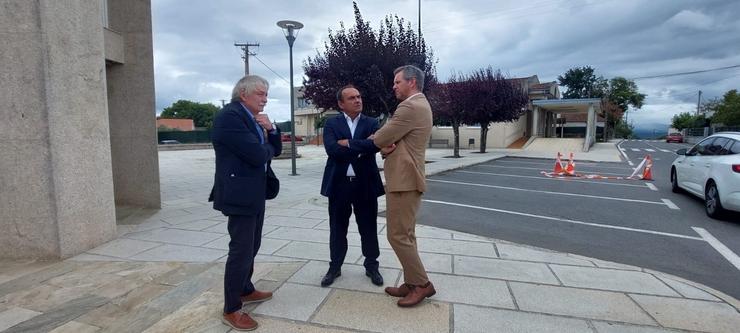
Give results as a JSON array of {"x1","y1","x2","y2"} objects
[
  {"x1": 418, "y1": 0, "x2": 422, "y2": 45},
  {"x1": 220, "y1": 99, "x2": 227, "y2": 107},
  {"x1": 696, "y1": 90, "x2": 702, "y2": 115},
  {"x1": 234, "y1": 42, "x2": 259, "y2": 75}
]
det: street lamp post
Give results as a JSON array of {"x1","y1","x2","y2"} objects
[{"x1": 277, "y1": 20, "x2": 303, "y2": 176}]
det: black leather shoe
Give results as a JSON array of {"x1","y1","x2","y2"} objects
[
  {"x1": 321, "y1": 269, "x2": 341, "y2": 287},
  {"x1": 365, "y1": 269, "x2": 384, "y2": 286}
]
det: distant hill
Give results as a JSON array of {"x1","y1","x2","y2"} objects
[{"x1": 632, "y1": 123, "x2": 670, "y2": 139}]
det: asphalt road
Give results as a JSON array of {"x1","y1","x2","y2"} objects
[{"x1": 419, "y1": 140, "x2": 740, "y2": 299}]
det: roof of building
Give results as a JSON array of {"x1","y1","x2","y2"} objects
[{"x1": 156, "y1": 118, "x2": 195, "y2": 131}]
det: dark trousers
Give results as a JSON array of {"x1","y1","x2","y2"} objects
[
  {"x1": 328, "y1": 177, "x2": 380, "y2": 272},
  {"x1": 223, "y1": 210, "x2": 264, "y2": 314}
]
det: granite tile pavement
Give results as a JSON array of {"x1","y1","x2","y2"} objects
[{"x1": 1, "y1": 145, "x2": 738, "y2": 332}]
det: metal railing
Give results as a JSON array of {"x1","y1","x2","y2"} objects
[{"x1": 682, "y1": 126, "x2": 740, "y2": 144}]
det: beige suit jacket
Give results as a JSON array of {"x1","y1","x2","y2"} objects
[{"x1": 373, "y1": 93, "x2": 433, "y2": 193}]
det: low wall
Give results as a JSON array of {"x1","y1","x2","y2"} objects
[{"x1": 158, "y1": 143, "x2": 213, "y2": 151}]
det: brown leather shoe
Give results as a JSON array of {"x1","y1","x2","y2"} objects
[
  {"x1": 397, "y1": 282, "x2": 436, "y2": 307},
  {"x1": 222, "y1": 311, "x2": 258, "y2": 331},
  {"x1": 240, "y1": 290, "x2": 273, "y2": 304},
  {"x1": 384, "y1": 283, "x2": 411, "y2": 297}
]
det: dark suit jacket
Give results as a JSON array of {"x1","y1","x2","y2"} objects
[
  {"x1": 320, "y1": 113, "x2": 384, "y2": 199},
  {"x1": 210, "y1": 101, "x2": 282, "y2": 216}
]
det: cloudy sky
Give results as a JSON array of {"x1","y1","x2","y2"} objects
[{"x1": 151, "y1": 0, "x2": 740, "y2": 129}]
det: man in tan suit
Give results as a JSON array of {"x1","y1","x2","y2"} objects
[{"x1": 373, "y1": 65, "x2": 435, "y2": 307}]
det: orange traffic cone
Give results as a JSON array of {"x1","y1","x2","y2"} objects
[
  {"x1": 642, "y1": 155, "x2": 653, "y2": 180},
  {"x1": 565, "y1": 152, "x2": 576, "y2": 176},
  {"x1": 553, "y1": 152, "x2": 564, "y2": 174}
]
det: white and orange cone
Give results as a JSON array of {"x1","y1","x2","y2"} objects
[
  {"x1": 564, "y1": 152, "x2": 576, "y2": 176},
  {"x1": 642, "y1": 155, "x2": 653, "y2": 180},
  {"x1": 553, "y1": 152, "x2": 564, "y2": 174}
]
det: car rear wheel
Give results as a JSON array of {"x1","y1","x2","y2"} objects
[
  {"x1": 705, "y1": 181, "x2": 726, "y2": 218},
  {"x1": 671, "y1": 169, "x2": 681, "y2": 193}
]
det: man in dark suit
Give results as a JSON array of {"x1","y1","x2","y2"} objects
[
  {"x1": 210, "y1": 75, "x2": 281, "y2": 331},
  {"x1": 319, "y1": 85, "x2": 385, "y2": 287}
]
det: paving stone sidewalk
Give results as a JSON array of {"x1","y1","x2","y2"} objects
[{"x1": 1, "y1": 145, "x2": 739, "y2": 332}]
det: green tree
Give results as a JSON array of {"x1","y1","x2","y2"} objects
[
  {"x1": 614, "y1": 121, "x2": 634, "y2": 139},
  {"x1": 303, "y1": 1, "x2": 436, "y2": 117},
  {"x1": 607, "y1": 77, "x2": 645, "y2": 111},
  {"x1": 160, "y1": 100, "x2": 219, "y2": 128},
  {"x1": 276, "y1": 121, "x2": 292, "y2": 133},
  {"x1": 314, "y1": 115, "x2": 329, "y2": 131},
  {"x1": 557, "y1": 66, "x2": 608, "y2": 99},
  {"x1": 671, "y1": 112, "x2": 707, "y2": 130},
  {"x1": 711, "y1": 89, "x2": 740, "y2": 126},
  {"x1": 604, "y1": 77, "x2": 645, "y2": 140}
]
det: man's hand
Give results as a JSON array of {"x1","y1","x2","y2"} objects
[
  {"x1": 380, "y1": 143, "x2": 396, "y2": 157},
  {"x1": 337, "y1": 139, "x2": 349, "y2": 147},
  {"x1": 255, "y1": 114, "x2": 273, "y2": 131}
]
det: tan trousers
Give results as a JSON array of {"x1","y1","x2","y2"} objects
[{"x1": 385, "y1": 190, "x2": 429, "y2": 285}]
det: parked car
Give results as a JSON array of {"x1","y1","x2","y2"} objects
[
  {"x1": 281, "y1": 134, "x2": 304, "y2": 142},
  {"x1": 670, "y1": 132, "x2": 740, "y2": 218},
  {"x1": 159, "y1": 140, "x2": 181, "y2": 144},
  {"x1": 666, "y1": 132, "x2": 684, "y2": 143}
]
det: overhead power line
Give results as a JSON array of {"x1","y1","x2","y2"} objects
[
  {"x1": 631, "y1": 64, "x2": 740, "y2": 80},
  {"x1": 253, "y1": 55, "x2": 290, "y2": 84}
]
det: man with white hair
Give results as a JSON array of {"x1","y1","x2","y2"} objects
[{"x1": 210, "y1": 75, "x2": 281, "y2": 330}]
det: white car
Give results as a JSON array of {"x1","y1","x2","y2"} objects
[{"x1": 671, "y1": 132, "x2": 740, "y2": 218}]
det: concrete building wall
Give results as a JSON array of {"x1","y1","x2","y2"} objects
[
  {"x1": 489, "y1": 116, "x2": 528, "y2": 148},
  {"x1": 1, "y1": 0, "x2": 117, "y2": 258},
  {"x1": 105, "y1": 0, "x2": 160, "y2": 208},
  {"x1": 429, "y1": 115, "x2": 528, "y2": 149}
]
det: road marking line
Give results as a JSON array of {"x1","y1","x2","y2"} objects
[
  {"x1": 456, "y1": 170, "x2": 648, "y2": 188},
  {"x1": 646, "y1": 183, "x2": 658, "y2": 191},
  {"x1": 628, "y1": 160, "x2": 634, "y2": 166},
  {"x1": 661, "y1": 198, "x2": 680, "y2": 210},
  {"x1": 617, "y1": 142, "x2": 632, "y2": 164},
  {"x1": 692, "y1": 227, "x2": 740, "y2": 271},
  {"x1": 631, "y1": 148, "x2": 640, "y2": 152},
  {"x1": 488, "y1": 159, "x2": 625, "y2": 170},
  {"x1": 422, "y1": 199, "x2": 704, "y2": 241},
  {"x1": 484, "y1": 161, "x2": 632, "y2": 171},
  {"x1": 479, "y1": 165, "x2": 630, "y2": 176},
  {"x1": 645, "y1": 148, "x2": 656, "y2": 152},
  {"x1": 660, "y1": 149, "x2": 672, "y2": 153},
  {"x1": 427, "y1": 178, "x2": 673, "y2": 207}
]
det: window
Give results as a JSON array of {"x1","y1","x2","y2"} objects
[
  {"x1": 297, "y1": 98, "x2": 312, "y2": 108},
  {"x1": 710, "y1": 137, "x2": 730, "y2": 155},
  {"x1": 727, "y1": 140, "x2": 740, "y2": 155},
  {"x1": 688, "y1": 138, "x2": 715, "y2": 156}
]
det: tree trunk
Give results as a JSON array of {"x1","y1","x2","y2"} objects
[
  {"x1": 453, "y1": 121, "x2": 460, "y2": 158},
  {"x1": 479, "y1": 124, "x2": 488, "y2": 153}
]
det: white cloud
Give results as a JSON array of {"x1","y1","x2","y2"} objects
[
  {"x1": 665, "y1": 10, "x2": 714, "y2": 31},
  {"x1": 151, "y1": 0, "x2": 740, "y2": 126}
]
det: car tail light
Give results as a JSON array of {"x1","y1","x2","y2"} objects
[{"x1": 733, "y1": 165, "x2": 740, "y2": 173}]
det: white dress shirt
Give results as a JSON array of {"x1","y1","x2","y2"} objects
[{"x1": 343, "y1": 113, "x2": 360, "y2": 177}]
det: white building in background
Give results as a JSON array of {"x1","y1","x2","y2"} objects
[{"x1": 430, "y1": 76, "x2": 561, "y2": 149}]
